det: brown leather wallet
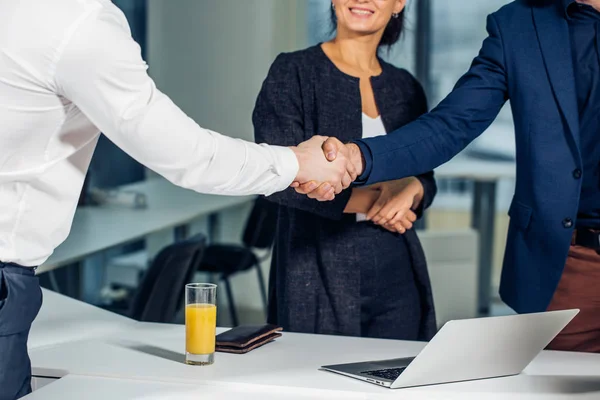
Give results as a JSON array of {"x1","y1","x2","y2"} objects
[{"x1": 215, "y1": 324, "x2": 282, "y2": 354}]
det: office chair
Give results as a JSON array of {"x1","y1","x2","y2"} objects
[
  {"x1": 198, "y1": 197, "x2": 277, "y2": 326},
  {"x1": 128, "y1": 234, "x2": 206, "y2": 323}
]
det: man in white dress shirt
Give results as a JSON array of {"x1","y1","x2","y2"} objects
[{"x1": 0, "y1": 0, "x2": 356, "y2": 397}]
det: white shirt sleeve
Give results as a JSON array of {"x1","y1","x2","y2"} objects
[{"x1": 52, "y1": 8, "x2": 298, "y2": 196}]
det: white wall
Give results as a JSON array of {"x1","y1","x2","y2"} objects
[{"x1": 147, "y1": 0, "x2": 307, "y2": 142}]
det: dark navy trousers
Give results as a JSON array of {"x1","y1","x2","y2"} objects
[{"x1": 0, "y1": 263, "x2": 42, "y2": 400}]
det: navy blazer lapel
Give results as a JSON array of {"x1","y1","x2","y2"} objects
[{"x1": 532, "y1": 2, "x2": 580, "y2": 148}]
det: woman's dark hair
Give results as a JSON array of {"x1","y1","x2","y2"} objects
[{"x1": 330, "y1": 7, "x2": 405, "y2": 47}]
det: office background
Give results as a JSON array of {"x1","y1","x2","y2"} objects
[{"x1": 41, "y1": 0, "x2": 517, "y2": 326}]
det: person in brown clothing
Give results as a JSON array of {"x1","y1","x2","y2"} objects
[{"x1": 547, "y1": 232, "x2": 600, "y2": 353}]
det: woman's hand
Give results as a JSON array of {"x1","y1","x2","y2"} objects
[
  {"x1": 380, "y1": 209, "x2": 418, "y2": 234},
  {"x1": 366, "y1": 177, "x2": 424, "y2": 234}
]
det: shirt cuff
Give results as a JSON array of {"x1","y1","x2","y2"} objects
[
  {"x1": 265, "y1": 145, "x2": 299, "y2": 194},
  {"x1": 352, "y1": 139, "x2": 373, "y2": 186}
]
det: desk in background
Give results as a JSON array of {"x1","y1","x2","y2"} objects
[
  {"x1": 37, "y1": 178, "x2": 254, "y2": 303},
  {"x1": 40, "y1": 178, "x2": 254, "y2": 273}
]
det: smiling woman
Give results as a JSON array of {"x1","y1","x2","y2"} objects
[
  {"x1": 331, "y1": 0, "x2": 405, "y2": 47},
  {"x1": 254, "y1": 0, "x2": 437, "y2": 340}
]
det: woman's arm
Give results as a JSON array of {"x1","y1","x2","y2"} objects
[
  {"x1": 253, "y1": 53, "x2": 353, "y2": 220},
  {"x1": 344, "y1": 178, "x2": 422, "y2": 233},
  {"x1": 343, "y1": 187, "x2": 379, "y2": 214},
  {"x1": 345, "y1": 178, "x2": 423, "y2": 216}
]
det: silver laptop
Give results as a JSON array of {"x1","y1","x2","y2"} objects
[{"x1": 321, "y1": 309, "x2": 578, "y2": 389}]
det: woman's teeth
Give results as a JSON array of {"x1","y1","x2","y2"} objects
[{"x1": 351, "y1": 9, "x2": 373, "y2": 15}]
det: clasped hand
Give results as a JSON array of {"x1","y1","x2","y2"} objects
[
  {"x1": 291, "y1": 136, "x2": 423, "y2": 234},
  {"x1": 291, "y1": 136, "x2": 362, "y2": 201},
  {"x1": 365, "y1": 178, "x2": 424, "y2": 234}
]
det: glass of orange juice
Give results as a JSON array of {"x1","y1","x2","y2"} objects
[{"x1": 185, "y1": 283, "x2": 217, "y2": 365}]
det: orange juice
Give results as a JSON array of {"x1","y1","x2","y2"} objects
[{"x1": 185, "y1": 303, "x2": 217, "y2": 354}]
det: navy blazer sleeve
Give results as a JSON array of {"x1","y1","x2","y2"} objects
[
  {"x1": 356, "y1": 14, "x2": 509, "y2": 185},
  {"x1": 253, "y1": 54, "x2": 353, "y2": 220},
  {"x1": 398, "y1": 73, "x2": 437, "y2": 218}
]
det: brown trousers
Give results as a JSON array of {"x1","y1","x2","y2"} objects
[{"x1": 546, "y1": 234, "x2": 600, "y2": 353}]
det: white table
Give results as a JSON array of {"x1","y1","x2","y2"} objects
[
  {"x1": 30, "y1": 324, "x2": 600, "y2": 399},
  {"x1": 25, "y1": 375, "x2": 369, "y2": 400},
  {"x1": 26, "y1": 376, "x2": 202, "y2": 400},
  {"x1": 27, "y1": 292, "x2": 600, "y2": 399},
  {"x1": 435, "y1": 156, "x2": 516, "y2": 314},
  {"x1": 39, "y1": 178, "x2": 254, "y2": 273},
  {"x1": 29, "y1": 289, "x2": 136, "y2": 351},
  {"x1": 29, "y1": 374, "x2": 600, "y2": 400}
]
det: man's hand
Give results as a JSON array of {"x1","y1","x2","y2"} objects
[
  {"x1": 366, "y1": 178, "x2": 424, "y2": 234},
  {"x1": 293, "y1": 138, "x2": 365, "y2": 201},
  {"x1": 290, "y1": 136, "x2": 357, "y2": 201},
  {"x1": 322, "y1": 138, "x2": 365, "y2": 175}
]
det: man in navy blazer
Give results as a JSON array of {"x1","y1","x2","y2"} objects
[{"x1": 310, "y1": 0, "x2": 600, "y2": 352}]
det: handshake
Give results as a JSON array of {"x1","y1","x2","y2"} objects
[{"x1": 290, "y1": 136, "x2": 365, "y2": 201}]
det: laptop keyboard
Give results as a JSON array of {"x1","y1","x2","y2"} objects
[{"x1": 361, "y1": 367, "x2": 406, "y2": 381}]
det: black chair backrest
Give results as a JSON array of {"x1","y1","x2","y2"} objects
[
  {"x1": 129, "y1": 234, "x2": 206, "y2": 323},
  {"x1": 242, "y1": 197, "x2": 278, "y2": 249}
]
